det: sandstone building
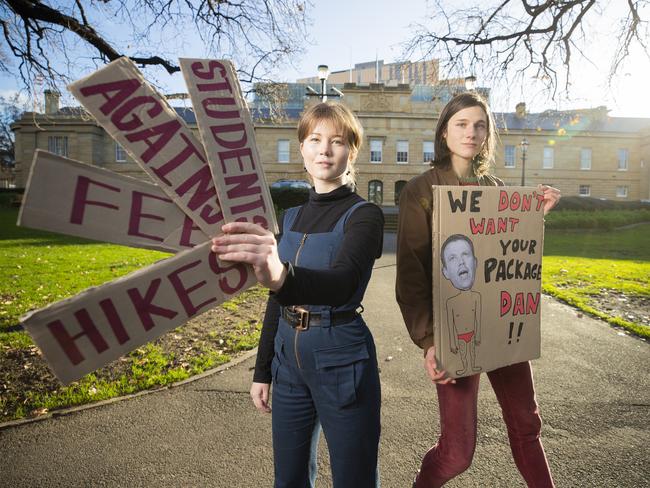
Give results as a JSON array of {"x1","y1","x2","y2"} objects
[{"x1": 12, "y1": 86, "x2": 650, "y2": 204}]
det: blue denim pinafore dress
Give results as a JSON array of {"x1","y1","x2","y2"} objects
[{"x1": 270, "y1": 201, "x2": 381, "y2": 488}]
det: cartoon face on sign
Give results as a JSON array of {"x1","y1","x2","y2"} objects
[
  {"x1": 441, "y1": 234, "x2": 477, "y2": 290},
  {"x1": 441, "y1": 234, "x2": 482, "y2": 376}
]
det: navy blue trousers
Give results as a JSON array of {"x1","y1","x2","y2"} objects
[{"x1": 271, "y1": 318, "x2": 381, "y2": 488}]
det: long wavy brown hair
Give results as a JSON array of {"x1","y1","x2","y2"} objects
[{"x1": 432, "y1": 92, "x2": 496, "y2": 177}]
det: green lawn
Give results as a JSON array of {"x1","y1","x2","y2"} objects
[
  {"x1": 543, "y1": 224, "x2": 650, "y2": 338},
  {"x1": 0, "y1": 208, "x2": 170, "y2": 331}
]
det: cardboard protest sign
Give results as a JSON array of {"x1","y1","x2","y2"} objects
[
  {"x1": 432, "y1": 186, "x2": 545, "y2": 378},
  {"x1": 68, "y1": 57, "x2": 224, "y2": 238},
  {"x1": 18, "y1": 150, "x2": 208, "y2": 253},
  {"x1": 179, "y1": 59, "x2": 278, "y2": 233},
  {"x1": 21, "y1": 241, "x2": 256, "y2": 384}
]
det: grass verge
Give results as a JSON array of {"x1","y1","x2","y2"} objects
[
  {"x1": 0, "y1": 207, "x2": 268, "y2": 422},
  {"x1": 543, "y1": 224, "x2": 650, "y2": 339}
]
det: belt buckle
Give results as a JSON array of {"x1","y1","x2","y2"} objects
[{"x1": 293, "y1": 306, "x2": 310, "y2": 331}]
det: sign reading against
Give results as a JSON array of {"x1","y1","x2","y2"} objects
[
  {"x1": 19, "y1": 151, "x2": 208, "y2": 253},
  {"x1": 432, "y1": 186, "x2": 545, "y2": 378},
  {"x1": 21, "y1": 242, "x2": 256, "y2": 384},
  {"x1": 180, "y1": 59, "x2": 277, "y2": 233},
  {"x1": 68, "y1": 57, "x2": 225, "y2": 238}
]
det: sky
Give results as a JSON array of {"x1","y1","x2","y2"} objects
[{"x1": 2, "y1": 0, "x2": 649, "y2": 118}]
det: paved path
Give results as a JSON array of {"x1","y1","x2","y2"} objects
[{"x1": 1, "y1": 235, "x2": 649, "y2": 487}]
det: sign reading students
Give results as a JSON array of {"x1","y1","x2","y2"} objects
[{"x1": 432, "y1": 186, "x2": 545, "y2": 378}]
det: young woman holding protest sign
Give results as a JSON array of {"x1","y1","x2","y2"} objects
[
  {"x1": 211, "y1": 102, "x2": 383, "y2": 487},
  {"x1": 396, "y1": 91, "x2": 560, "y2": 487}
]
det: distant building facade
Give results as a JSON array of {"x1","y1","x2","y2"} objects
[
  {"x1": 12, "y1": 87, "x2": 650, "y2": 204},
  {"x1": 298, "y1": 59, "x2": 439, "y2": 86}
]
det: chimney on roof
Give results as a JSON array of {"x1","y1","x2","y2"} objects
[
  {"x1": 44, "y1": 90, "x2": 60, "y2": 115},
  {"x1": 515, "y1": 102, "x2": 526, "y2": 118}
]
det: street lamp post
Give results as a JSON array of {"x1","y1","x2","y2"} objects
[
  {"x1": 464, "y1": 75, "x2": 477, "y2": 91},
  {"x1": 520, "y1": 137, "x2": 529, "y2": 186},
  {"x1": 305, "y1": 64, "x2": 343, "y2": 102}
]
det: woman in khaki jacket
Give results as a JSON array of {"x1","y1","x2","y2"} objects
[{"x1": 396, "y1": 91, "x2": 560, "y2": 487}]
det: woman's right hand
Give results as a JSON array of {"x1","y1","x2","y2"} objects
[
  {"x1": 250, "y1": 382, "x2": 272, "y2": 413},
  {"x1": 424, "y1": 346, "x2": 456, "y2": 385}
]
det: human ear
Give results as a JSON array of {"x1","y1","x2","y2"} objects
[{"x1": 442, "y1": 265, "x2": 450, "y2": 280}]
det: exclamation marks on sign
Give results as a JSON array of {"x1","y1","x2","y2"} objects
[{"x1": 508, "y1": 322, "x2": 524, "y2": 344}]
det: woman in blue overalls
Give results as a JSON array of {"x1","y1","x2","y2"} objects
[{"x1": 211, "y1": 102, "x2": 384, "y2": 487}]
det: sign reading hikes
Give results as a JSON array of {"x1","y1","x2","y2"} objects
[
  {"x1": 19, "y1": 58, "x2": 275, "y2": 384},
  {"x1": 431, "y1": 186, "x2": 545, "y2": 378}
]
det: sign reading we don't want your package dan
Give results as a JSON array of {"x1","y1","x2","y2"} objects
[{"x1": 432, "y1": 186, "x2": 545, "y2": 378}]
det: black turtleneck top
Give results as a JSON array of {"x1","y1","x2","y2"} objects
[{"x1": 252, "y1": 184, "x2": 384, "y2": 383}]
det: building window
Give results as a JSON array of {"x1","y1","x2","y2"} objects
[
  {"x1": 504, "y1": 145, "x2": 515, "y2": 168},
  {"x1": 616, "y1": 186, "x2": 628, "y2": 198},
  {"x1": 277, "y1": 139, "x2": 290, "y2": 163},
  {"x1": 396, "y1": 140, "x2": 409, "y2": 163},
  {"x1": 618, "y1": 148, "x2": 628, "y2": 170},
  {"x1": 48, "y1": 136, "x2": 68, "y2": 157},
  {"x1": 580, "y1": 148, "x2": 592, "y2": 170},
  {"x1": 543, "y1": 147, "x2": 554, "y2": 169},
  {"x1": 579, "y1": 185, "x2": 591, "y2": 197},
  {"x1": 370, "y1": 139, "x2": 383, "y2": 163},
  {"x1": 423, "y1": 141, "x2": 434, "y2": 163},
  {"x1": 368, "y1": 180, "x2": 383, "y2": 205},
  {"x1": 115, "y1": 143, "x2": 127, "y2": 162},
  {"x1": 395, "y1": 180, "x2": 407, "y2": 205}
]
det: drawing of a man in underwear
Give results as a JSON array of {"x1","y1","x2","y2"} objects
[{"x1": 441, "y1": 234, "x2": 482, "y2": 376}]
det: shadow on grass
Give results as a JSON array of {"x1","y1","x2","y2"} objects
[
  {"x1": 544, "y1": 224, "x2": 650, "y2": 262},
  {"x1": 0, "y1": 208, "x2": 101, "y2": 245}
]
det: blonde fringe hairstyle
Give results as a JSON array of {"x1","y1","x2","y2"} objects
[
  {"x1": 432, "y1": 91, "x2": 496, "y2": 177},
  {"x1": 297, "y1": 102, "x2": 364, "y2": 187}
]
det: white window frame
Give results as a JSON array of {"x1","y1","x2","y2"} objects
[
  {"x1": 504, "y1": 145, "x2": 516, "y2": 168},
  {"x1": 422, "y1": 141, "x2": 434, "y2": 163},
  {"x1": 542, "y1": 147, "x2": 554, "y2": 169},
  {"x1": 580, "y1": 148, "x2": 592, "y2": 170},
  {"x1": 370, "y1": 139, "x2": 383, "y2": 163},
  {"x1": 48, "y1": 136, "x2": 68, "y2": 157},
  {"x1": 579, "y1": 185, "x2": 591, "y2": 197},
  {"x1": 115, "y1": 142, "x2": 127, "y2": 163},
  {"x1": 396, "y1": 140, "x2": 409, "y2": 164},
  {"x1": 617, "y1": 148, "x2": 629, "y2": 171},
  {"x1": 616, "y1": 186, "x2": 628, "y2": 198},
  {"x1": 277, "y1": 139, "x2": 290, "y2": 163}
]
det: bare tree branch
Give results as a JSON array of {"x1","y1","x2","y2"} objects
[
  {"x1": 1, "y1": 0, "x2": 310, "y2": 104},
  {"x1": 404, "y1": 0, "x2": 649, "y2": 98}
]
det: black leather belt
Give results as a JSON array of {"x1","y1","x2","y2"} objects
[{"x1": 281, "y1": 306, "x2": 360, "y2": 330}]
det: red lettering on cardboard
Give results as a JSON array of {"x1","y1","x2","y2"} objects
[
  {"x1": 78, "y1": 78, "x2": 141, "y2": 116},
  {"x1": 151, "y1": 133, "x2": 207, "y2": 186},
  {"x1": 202, "y1": 97, "x2": 239, "y2": 119},
  {"x1": 168, "y1": 260, "x2": 217, "y2": 317},
  {"x1": 176, "y1": 165, "x2": 217, "y2": 212},
  {"x1": 179, "y1": 216, "x2": 204, "y2": 248},
  {"x1": 99, "y1": 298, "x2": 130, "y2": 345},
  {"x1": 126, "y1": 119, "x2": 181, "y2": 163},
  {"x1": 208, "y1": 252, "x2": 248, "y2": 295},
  {"x1": 111, "y1": 96, "x2": 162, "y2": 131},
  {"x1": 500, "y1": 291, "x2": 540, "y2": 317},
  {"x1": 219, "y1": 148, "x2": 255, "y2": 173},
  {"x1": 210, "y1": 123, "x2": 247, "y2": 150},
  {"x1": 70, "y1": 175, "x2": 120, "y2": 225},
  {"x1": 47, "y1": 309, "x2": 110, "y2": 366},
  {"x1": 127, "y1": 279, "x2": 178, "y2": 331},
  {"x1": 128, "y1": 191, "x2": 173, "y2": 242},
  {"x1": 225, "y1": 173, "x2": 261, "y2": 200}
]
